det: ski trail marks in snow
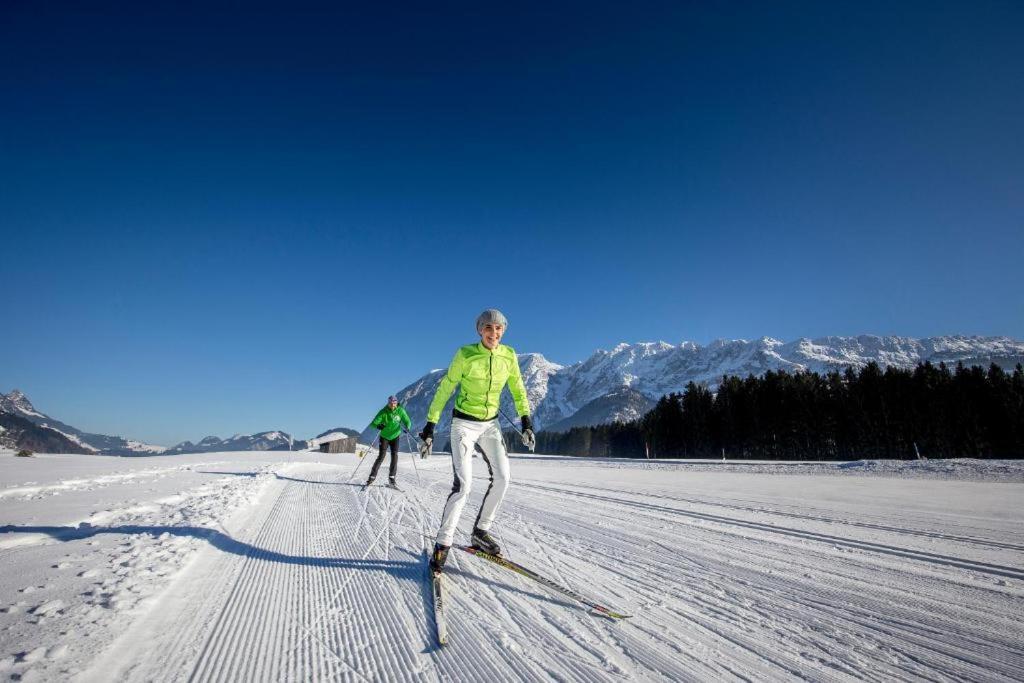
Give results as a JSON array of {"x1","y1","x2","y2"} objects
[
  {"x1": 100, "y1": 459, "x2": 666, "y2": 681},
  {"x1": 517, "y1": 480, "x2": 1024, "y2": 581},
  {"x1": 506, "y1": 476, "x2": 1024, "y2": 681},
  {"x1": 69, "y1": 456, "x2": 1023, "y2": 682}
]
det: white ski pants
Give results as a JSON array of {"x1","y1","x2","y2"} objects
[{"x1": 435, "y1": 417, "x2": 510, "y2": 547}]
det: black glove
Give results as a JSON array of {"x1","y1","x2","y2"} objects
[
  {"x1": 419, "y1": 422, "x2": 435, "y2": 441},
  {"x1": 520, "y1": 415, "x2": 535, "y2": 450},
  {"x1": 375, "y1": 424, "x2": 384, "y2": 430}
]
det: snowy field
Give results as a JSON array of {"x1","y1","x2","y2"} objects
[{"x1": 1, "y1": 450, "x2": 1022, "y2": 682}]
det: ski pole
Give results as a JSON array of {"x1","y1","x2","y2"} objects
[
  {"x1": 348, "y1": 431, "x2": 379, "y2": 482},
  {"x1": 497, "y1": 405, "x2": 524, "y2": 438},
  {"x1": 403, "y1": 430, "x2": 422, "y2": 485},
  {"x1": 406, "y1": 424, "x2": 433, "y2": 459},
  {"x1": 404, "y1": 427, "x2": 429, "y2": 447},
  {"x1": 497, "y1": 405, "x2": 534, "y2": 453}
]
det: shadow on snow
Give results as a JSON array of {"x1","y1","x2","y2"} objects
[{"x1": 0, "y1": 523, "x2": 421, "y2": 578}]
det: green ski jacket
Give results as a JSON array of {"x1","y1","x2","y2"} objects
[
  {"x1": 372, "y1": 405, "x2": 412, "y2": 441},
  {"x1": 426, "y1": 342, "x2": 531, "y2": 424}
]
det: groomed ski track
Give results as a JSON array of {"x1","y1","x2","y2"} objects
[{"x1": 68, "y1": 454, "x2": 1024, "y2": 682}]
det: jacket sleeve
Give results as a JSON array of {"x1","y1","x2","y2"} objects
[
  {"x1": 427, "y1": 349, "x2": 464, "y2": 423},
  {"x1": 400, "y1": 407, "x2": 412, "y2": 430},
  {"x1": 507, "y1": 351, "x2": 531, "y2": 418},
  {"x1": 370, "y1": 408, "x2": 385, "y2": 428}
]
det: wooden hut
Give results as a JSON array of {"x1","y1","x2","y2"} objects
[{"x1": 319, "y1": 436, "x2": 358, "y2": 454}]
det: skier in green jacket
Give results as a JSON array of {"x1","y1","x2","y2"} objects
[
  {"x1": 366, "y1": 395, "x2": 411, "y2": 488},
  {"x1": 419, "y1": 309, "x2": 535, "y2": 572}
]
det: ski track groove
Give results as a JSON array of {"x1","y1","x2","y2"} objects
[
  {"x1": 190, "y1": 472, "x2": 367, "y2": 681},
  {"x1": 187, "y1": 476, "x2": 291, "y2": 681},
  {"x1": 229, "y1": 475, "x2": 294, "y2": 679},
  {"x1": 307, "y1": 476, "x2": 377, "y2": 681},
  {"x1": 328, "y1": 469, "x2": 431, "y2": 682},
  {"x1": 294, "y1": 472, "x2": 336, "y2": 677},
  {"x1": 317, "y1": 474, "x2": 393, "y2": 682}
]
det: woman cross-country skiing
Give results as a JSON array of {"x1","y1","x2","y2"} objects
[
  {"x1": 366, "y1": 395, "x2": 411, "y2": 488},
  {"x1": 419, "y1": 309, "x2": 535, "y2": 572}
]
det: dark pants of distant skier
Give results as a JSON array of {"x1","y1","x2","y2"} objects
[{"x1": 370, "y1": 437, "x2": 399, "y2": 480}]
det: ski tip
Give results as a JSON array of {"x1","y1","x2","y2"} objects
[
  {"x1": 589, "y1": 605, "x2": 632, "y2": 620},
  {"x1": 595, "y1": 608, "x2": 632, "y2": 620}
]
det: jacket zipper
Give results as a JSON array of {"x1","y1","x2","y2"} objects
[{"x1": 485, "y1": 349, "x2": 494, "y2": 418}]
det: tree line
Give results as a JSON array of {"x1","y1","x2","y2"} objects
[{"x1": 524, "y1": 362, "x2": 1024, "y2": 460}]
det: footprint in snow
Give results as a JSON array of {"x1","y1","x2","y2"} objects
[
  {"x1": 16, "y1": 646, "x2": 50, "y2": 664},
  {"x1": 45, "y1": 644, "x2": 69, "y2": 660},
  {"x1": 29, "y1": 600, "x2": 65, "y2": 617}
]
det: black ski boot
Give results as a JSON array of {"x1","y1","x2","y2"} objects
[
  {"x1": 388, "y1": 477, "x2": 397, "y2": 487},
  {"x1": 363, "y1": 477, "x2": 374, "y2": 488},
  {"x1": 429, "y1": 543, "x2": 450, "y2": 573},
  {"x1": 471, "y1": 528, "x2": 501, "y2": 556}
]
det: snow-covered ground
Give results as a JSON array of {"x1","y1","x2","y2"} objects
[{"x1": 1, "y1": 450, "x2": 1022, "y2": 681}]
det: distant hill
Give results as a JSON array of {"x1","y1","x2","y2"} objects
[
  {"x1": 166, "y1": 427, "x2": 362, "y2": 454},
  {"x1": 315, "y1": 427, "x2": 361, "y2": 440},
  {"x1": 0, "y1": 389, "x2": 360, "y2": 456},
  {"x1": 0, "y1": 411, "x2": 89, "y2": 454},
  {"x1": 0, "y1": 389, "x2": 164, "y2": 455},
  {"x1": 166, "y1": 431, "x2": 297, "y2": 454}
]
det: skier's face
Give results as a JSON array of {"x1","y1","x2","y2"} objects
[
  {"x1": 388, "y1": 399, "x2": 398, "y2": 408},
  {"x1": 479, "y1": 322, "x2": 504, "y2": 349}
]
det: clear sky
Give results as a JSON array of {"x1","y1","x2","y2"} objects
[{"x1": 2, "y1": 1, "x2": 1022, "y2": 446}]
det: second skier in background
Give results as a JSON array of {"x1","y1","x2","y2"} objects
[{"x1": 366, "y1": 395, "x2": 411, "y2": 488}]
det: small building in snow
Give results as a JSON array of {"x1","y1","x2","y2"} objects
[{"x1": 318, "y1": 436, "x2": 358, "y2": 454}]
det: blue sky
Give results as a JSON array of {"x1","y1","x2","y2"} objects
[{"x1": 2, "y1": 1, "x2": 1022, "y2": 445}]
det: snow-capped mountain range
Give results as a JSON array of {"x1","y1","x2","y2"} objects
[
  {"x1": 164, "y1": 427, "x2": 361, "y2": 454},
  {"x1": 0, "y1": 390, "x2": 167, "y2": 455},
  {"x1": 165, "y1": 431, "x2": 297, "y2": 455},
  {"x1": 0, "y1": 390, "x2": 359, "y2": 456},
  {"x1": 386, "y1": 335, "x2": 1024, "y2": 440},
  {"x1": 5, "y1": 335, "x2": 1022, "y2": 454}
]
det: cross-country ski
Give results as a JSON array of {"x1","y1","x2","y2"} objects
[
  {"x1": 456, "y1": 545, "x2": 632, "y2": 620},
  {"x1": 429, "y1": 563, "x2": 448, "y2": 647}
]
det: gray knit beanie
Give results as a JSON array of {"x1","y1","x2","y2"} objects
[{"x1": 476, "y1": 309, "x2": 508, "y2": 333}]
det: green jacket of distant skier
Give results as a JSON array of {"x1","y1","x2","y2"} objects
[
  {"x1": 372, "y1": 404, "x2": 412, "y2": 441},
  {"x1": 426, "y1": 343, "x2": 531, "y2": 424}
]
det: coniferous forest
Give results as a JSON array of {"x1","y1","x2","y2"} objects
[{"x1": 525, "y1": 362, "x2": 1024, "y2": 460}]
